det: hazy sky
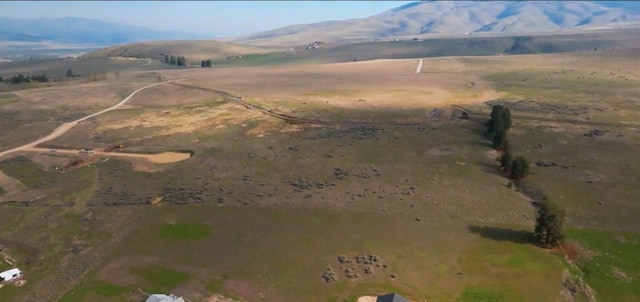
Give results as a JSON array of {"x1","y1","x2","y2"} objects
[{"x1": 0, "y1": 1, "x2": 409, "y2": 37}]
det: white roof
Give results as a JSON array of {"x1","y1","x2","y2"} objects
[
  {"x1": 0, "y1": 268, "x2": 21, "y2": 279},
  {"x1": 145, "y1": 294, "x2": 185, "y2": 302}
]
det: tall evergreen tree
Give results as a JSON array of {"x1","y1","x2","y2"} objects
[
  {"x1": 205, "y1": 59, "x2": 212, "y2": 67},
  {"x1": 492, "y1": 129, "x2": 509, "y2": 151},
  {"x1": 66, "y1": 69, "x2": 74, "y2": 77},
  {"x1": 170, "y1": 55, "x2": 176, "y2": 65},
  {"x1": 534, "y1": 197, "x2": 565, "y2": 247},
  {"x1": 165, "y1": 55, "x2": 169, "y2": 64},
  {"x1": 485, "y1": 105, "x2": 512, "y2": 139}
]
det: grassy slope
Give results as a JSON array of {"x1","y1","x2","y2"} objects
[
  {"x1": 83, "y1": 40, "x2": 278, "y2": 66},
  {"x1": 2, "y1": 49, "x2": 640, "y2": 301}
]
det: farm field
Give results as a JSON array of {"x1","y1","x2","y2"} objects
[{"x1": 0, "y1": 48, "x2": 639, "y2": 302}]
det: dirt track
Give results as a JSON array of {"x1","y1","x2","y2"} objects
[
  {"x1": 0, "y1": 81, "x2": 169, "y2": 160},
  {"x1": 174, "y1": 82, "x2": 444, "y2": 127}
]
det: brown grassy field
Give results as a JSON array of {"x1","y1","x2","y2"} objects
[{"x1": 0, "y1": 50, "x2": 639, "y2": 302}]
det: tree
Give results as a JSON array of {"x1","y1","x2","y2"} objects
[
  {"x1": 201, "y1": 60, "x2": 205, "y2": 67},
  {"x1": 485, "y1": 105, "x2": 512, "y2": 139},
  {"x1": 164, "y1": 54, "x2": 169, "y2": 64},
  {"x1": 461, "y1": 111, "x2": 469, "y2": 119},
  {"x1": 510, "y1": 156, "x2": 530, "y2": 180},
  {"x1": 0, "y1": 76, "x2": 3, "y2": 82},
  {"x1": 170, "y1": 55, "x2": 176, "y2": 65},
  {"x1": 66, "y1": 69, "x2": 74, "y2": 77},
  {"x1": 492, "y1": 129, "x2": 509, "y2": 151},
  {"x1": 177, "y1": 56, "x2": 186, "y2": 66},
  {"x1": 205, "y1": 59, "x2": 212, "y2": 67},
  {"x1": 534, "y1": 197, "x2": 565, "y2": 247},
  {"x1": 499, "y1": 151, "x2": 513, "y2": 172}
]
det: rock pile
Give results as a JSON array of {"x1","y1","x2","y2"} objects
[
  {"x1": 322, "y1": 253, "x2": 392, "y2": 283},
  {"x1": 535, "y1": 161, "x2": 558, "y2": 167},
  {"x1": 486, "y1": 99, "x2": 588, "y2": 115},
  {"x1": 584, "y1": 129, "x2": 609, "y2": 138},
  {"x1": 288, "y1": 178, "x2": 336, "y2": 192},
  {"x1": 304, "y1": 127, "x2": 385, "y2": 141}
]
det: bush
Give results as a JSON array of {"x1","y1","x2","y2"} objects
[
  {"x1": 510, "y1": 156, "x2": 530, "y2": 180},
  {"x1": 499, "y1": 151, "x2": 513, "y2": 172}
]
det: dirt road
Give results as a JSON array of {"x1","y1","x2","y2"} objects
[{"x1": 0, "y1": 81, "x2": 168, "y2": 159}]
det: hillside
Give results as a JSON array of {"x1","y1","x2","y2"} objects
[
  {"x1": 234, "y1": 1, "x2": 640, "y2": 46},
  {"x1": 84, "y1": 40, "x2": 277, "y2": 64}
]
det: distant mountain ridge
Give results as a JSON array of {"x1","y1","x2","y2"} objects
[
  {"x1": 0, "y1": 17, "x2": 204, "y2": 48},
  {"x1": 234, "y1": 1, "x2": 640, "y2": 45}
]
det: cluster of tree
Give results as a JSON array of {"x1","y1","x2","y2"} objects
[
  {"x1": 499, "y1": 152, "x2": 530, "y2": 180},
  {"x1": 164, "y1": 55, "x2": 187, "y2": 66},
  {"x1": 200, "y1": 60, "x2": 212, "y2": 68},
  {"x1": 483, "y1": 105, "x2": 530, "y2": 180},
  {"x1": 534, "y1": 196, "x2": 565, "y2": 247},
  {"x1": 2, "y1": 73, "x2": 50, "y2": 84},
  {"x1": 485, "y1": 105, "x2": 512, "y2": 151}
]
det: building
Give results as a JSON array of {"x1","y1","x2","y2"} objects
[
  {"x1": 145, "y1": 293, "x2": 185, "y2": 302},
  {"x1": 377, "y1": 292, "x2": 410, "y2": 302},
  {"x1": 0, "y1": 268, "x2": 22, "y2": 282}
]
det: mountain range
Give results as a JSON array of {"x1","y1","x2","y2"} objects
[
  {"x1": 0, "y1": 17, "x2": 204, "y2": 49},
  {"x1": 234, "y1": 1, "x2": 640, "y2": 45},
  {"x1": 3, "y1": 1, "x2": 640, "y2": 54}
]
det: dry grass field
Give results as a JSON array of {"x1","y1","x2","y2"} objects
[{"x1": 0, "y1": 48, "x2": 639, "y2": 302}]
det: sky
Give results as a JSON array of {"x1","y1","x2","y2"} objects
[{"x1": 0, "y1": 1, "x2": 410, "y2": 37}]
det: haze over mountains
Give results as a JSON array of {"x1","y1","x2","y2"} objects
[
  {"x1": 0, "y1": 17, "x2": 204, "y2": 49},
  {"x1": 235, "y1": 1, "x2": 640, "y2": 45},
  {"x1": 2, "y1": 1, "x2": 640, "y2": 57}
]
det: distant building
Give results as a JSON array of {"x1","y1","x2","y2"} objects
[
  {"x1": 145, "y1": 294, "x2": 185, "y2": 302},
  {"x1": 0, "y1": 268, "x2": 22, "y2": 282},
  {"x1": 377, "y1": 292, "x2": 410, "y2": 302}
]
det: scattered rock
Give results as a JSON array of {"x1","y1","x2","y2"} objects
[
  {"x1": 535, "y1": 160, "x2": 558, "y2": 167},
  {"x1": 584, "y1": 129, "x2": 610, "y2": 138}
]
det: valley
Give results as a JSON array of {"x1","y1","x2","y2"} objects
[{"x1": 1, "y1": 1, "x2": 640, "y2": 302}]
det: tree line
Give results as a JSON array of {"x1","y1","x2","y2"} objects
[
  {"x1": 200, "y1": 60, "x2": 212, "y2": 68},
  {"x1": 164, "y1": 55, "x2": 186, "y2": 66},
  {"x1": 485, "y1": 105, "x2": 530, "y2": 180},
  {"x1": 484, "y1": 105, "x2": 564, "y2": 247},
  {"x1": 2, "y1": 73, "x2": 50, "y2": 84}
]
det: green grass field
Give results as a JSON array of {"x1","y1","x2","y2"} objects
[{"x1": 1, "y1": 48, "x2": 640, "y2": 301}]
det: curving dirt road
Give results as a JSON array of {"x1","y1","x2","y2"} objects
[{"x1": 0, "y1": 81, "x2": 168, "y2": 159}]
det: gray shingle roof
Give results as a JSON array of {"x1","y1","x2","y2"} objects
[{"x1": 377, "y1": 292, "x2": 410, "y2": 302}]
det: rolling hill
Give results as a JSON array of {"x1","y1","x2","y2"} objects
[
  {"x1": 233, "y1": 1, "x2": 640, "y2": 46},
  {"x1": 83, "y1": 40, "x2": 277, "y2": 64}
]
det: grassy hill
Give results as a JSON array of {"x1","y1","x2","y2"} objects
[{"x1": 84, "y1": 40, "x2": 279, "y2": 66}]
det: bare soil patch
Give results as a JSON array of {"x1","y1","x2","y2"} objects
[
  {"x1": 427, "y1": 145, "x2": 459, "y2": 156},
  {"x1": 159, "y1": 58, "x2": 497, "y2": 111},
  {"x1": 206, "y1": 294, "x2": 241, "y2": 302}
]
